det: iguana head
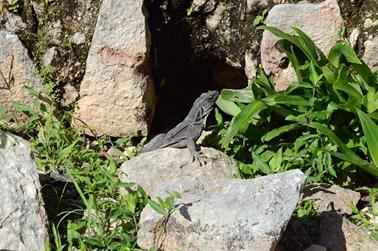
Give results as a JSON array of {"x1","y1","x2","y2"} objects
[{"x1": 189, "y1": 90, "x2": 219, "y2": 123}]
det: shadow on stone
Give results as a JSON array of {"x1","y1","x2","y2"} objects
[
  {"x1": 39, "y1": 173, "x2": 84, "y2": 240},
  {"x1": 318, "y1": 212, "x2": 347, "y2": 251}
]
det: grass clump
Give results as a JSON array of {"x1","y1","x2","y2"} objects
[{"x1": 1, "y1": 79, "x2": 148, "y2": 250}]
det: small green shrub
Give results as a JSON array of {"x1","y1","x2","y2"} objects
[
  {"x1": 2, "y1": 80, "x2": 148, "y2": 250},
  {"x1": 149, "y1": 191, "x2": 182, "y2": 215},
  {"x1": 7, "y1": 0, "x2": 20, "y2": 13},
  {"x1": 349, "y1": 188, "x2": 378, "y2": 240},
  {"x1": 216, "y1": 26, "x2": 378, "y2": 181}
]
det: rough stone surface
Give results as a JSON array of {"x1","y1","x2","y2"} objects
[
  {"x1": 0, "y1": 132, "x2": 48, "y2": 251},
  {"x1": 319, "y1": 212, "x2": 378, "y2": 251},
  {"x1": 363, "y1": 36, "x2": 378, "y2": 72},
  {"x1": 0, "y1": 30, "x2": 42, "y2": 120},
  {"x1": 62, "y1": 84, "x2": 79, "y2": 107},
  {"x1": 303, "y1": 184, "x2": 361, "y2": 215},
  {"x1": 137, "y1": 169, "x2": 306, "y2": 250},
  {"x1": 75, "y1": 0, "x2": 156, "y2": 137},
  {"x1": 0, "y1": 6, "x2": 27, "y2": 32},
  {"x1": 42, "y1": 46, "x2": 58, "y2": 67},
  {"x1": 27, "y1": 0, "x2": 101, "y2": 87},
  {"x1": 261, "y1": 0, "x2": 344, "y2": 90},
  {"x1": 72, "y1": 32, "x2": 86, "y2": 45},
  {"x1": 119, "y1": 147, "x2": 239, "y2": 195},
  {"x1": 349, "y1": 28, "x2": 360, "y2": 49},
  {"x1": 244, "y1": 52, "x2": 258, "y2": 79}
]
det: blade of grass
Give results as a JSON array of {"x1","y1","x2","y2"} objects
[
  {"x1": 309, "y1": 122, "x2": 378, "y2": 177},
  {"x1": 292, "y1": 27, "x2": 319, "y2": 66},
  {"x1": 357, "y1": 109, "x2": 378, "y2": 167},
  {"x1": 282, "y1": 41, "x2": 302, "y2": 82},
  {"x1": 262, "y1": 124, "x2": 300, "y2": 142},
  {"x1": 221, "y1": 100, "x2": 267, "y2": 149},
  {"x1": 328, "y1": 42, "x2": 362, "y2": 67}
]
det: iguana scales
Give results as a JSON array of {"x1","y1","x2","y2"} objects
[{"x1": 141, "y1": 90, "x2": 219, "y2": 163}]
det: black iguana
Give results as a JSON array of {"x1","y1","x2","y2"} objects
[{"x1": 141, "y1": 90, "x2": 219, "y2": 164}]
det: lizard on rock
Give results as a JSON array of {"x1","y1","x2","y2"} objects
[{"x1": 141, "y1": 90, "x2": 219, "y2": 164}]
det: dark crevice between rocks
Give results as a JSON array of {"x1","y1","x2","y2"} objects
[
  {"x1": 39, "y1": 173, "x2": 84, "y2": 245},
  {"x1": 145, "y1": 0, "x2": 249, "y2": 135},
  {"x1": 11, "y1": 0, "x2": 39, "y2": 62}
]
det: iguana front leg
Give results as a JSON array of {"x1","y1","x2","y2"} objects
[{"x1": 187, "y1": 124, "x2": 205, "y2": 166}]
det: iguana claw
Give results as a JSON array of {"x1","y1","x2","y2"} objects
[{"x1": 192, "y1": 151, "x2": 206, "y2": 166}]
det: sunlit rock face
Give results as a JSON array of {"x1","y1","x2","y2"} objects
[{"x1": 75, "y1": 0, "x2": 156, "y2": 137}]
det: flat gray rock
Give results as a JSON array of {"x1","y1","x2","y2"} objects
[
  {"x1": 119, "y1": 147, "x2": 239, "y2": 195},
  {"x1": 137, "y1": 169, "x2": 306, "y2": 251},
  {"x1": 0, "y1": 132, "x2": 48, "y2": 251}
]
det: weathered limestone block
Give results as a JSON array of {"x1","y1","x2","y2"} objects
[
  {"x1": 363, "y1": 36, "x2": 378, "y2": 72},
  {"x1": 75, "y1": 0, "x2": 156, "y2": 137},
  {"x1": 137, "y1": 169, "x2": 306, "y2": 250},
  {"x1": 0, "y1": 132, "x2": 48, "y2": 251},
  {"x1": 261, "y1": 0, "x2": 344, "y2": 90},
  {"x1": 0, "y1": 30, "x2": 42, "y2": 120},
  {"x1": 303, "y1": 184, "x2": 361, "y2": 215},
  {"x1": 119, "y1": 147, "x2": 239, "y2": 195}
]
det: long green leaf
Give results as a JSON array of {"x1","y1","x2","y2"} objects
[
  {"x1": 331, "y1": 152, "x2": 378, "y2": 177},
  {"x1": 221, "y1": 89, "x2": 254, "y2": 103},
  {"x1": 262, "y1": 124, "x2": 300, "y2": 142},
  {"x1": 221, "y1": 100, "x2": 267, "y2": 149},
  {"x1": 282, "y1": 41, "x2": 302, "y2": 82},
  {"x1": 322, "y1": 65, "x2": 336, "y2": 83},
  {"x1": 357, "y1": 109, "x2": 378, "y2": 167},
  {"x1": 264, "y1": 95, "x2": 311, "y2": 106},
  {"x1": 353, "y1": 62, "x2": 375, "y2": 87},
  {"x1": 148, "y1": 200, "x2": 166, "y2": 215},
  {"x1": 309, "y1": 122, "x2": 364, "y2": 163},
  {"x1": 259, "y1": 26, "x2": 314, "y2": 62},
  {"x1": 309, "y1": 122, "x2": 378, "y2": 177},
  {"x1": 333, "y1": 78, "x2": 363, "y2": 100},
  {"x1": 328, "y1": 42, "x2": 362, "y2": 66},
  {"x1": 292, "y1": 27, "x2": 319, "y2": 66},
  {"x1": 309, "y1": 61, "x2": 322, "y2": 85},
  {"x1": 252, "y1": 151, "x2": 271, "y2": 175},
  {"x1": 253, "y1": 70, "x2": 275, "y2": 95},
  {"x1": 216, "y1": 96, "x2": 241, "y2": 117}
]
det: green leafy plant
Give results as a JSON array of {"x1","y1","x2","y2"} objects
[
  {"x1": 216, "y1": 26, "x2": 378, "y2": 181},
  {"x1": 65, "y1": 171, "x2": 149, "y2": 250},
  {"x1": 7, "y1": 0, "x2": 20, "y2": 13},
  {"x1": 253, "y1": 8, "x2": 269, "y2": 27},
  {"x1": 149, "y1": 191, "x2": 182, "y2": 215},
  {"x1": 295, "y1": 199, "x2": 318, "y2": 221},
  {"x1": 43, "y1": 0, "x2": 54, "y2": 7},
  {"x1": 349, "y1": 188, "x2": 378, "y2": 239},
  {"x1": 186, "y1": 6, "x2": 193, "y2": 16},
  {"x1": 1, "y1": 73, "x2": 149, "y2": 250}
]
